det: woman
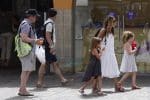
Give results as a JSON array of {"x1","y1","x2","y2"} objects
[{"x1": 98, "y1": 16, "x2": 123, "y2": 92}]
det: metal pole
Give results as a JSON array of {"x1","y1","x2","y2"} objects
[
  {"x1": 71, "y1": 0, "x2": 76, "y2": 74},
  {"x1": 123, "y1": 15, "x2": 125, "y2": 33},
  {"x1": 118, "y1": 15, "x2": 120, "y2": 41},
  {"x1": 44, "y1": 12, "x2": 46, "y2": 21}
]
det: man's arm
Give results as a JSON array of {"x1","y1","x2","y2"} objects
[
  {"x1": 20, "y1": 23, "x2": 35, "y2": 43},
  {"x1": 20, "y1": 33, "x2": 35, "y2": 43}
]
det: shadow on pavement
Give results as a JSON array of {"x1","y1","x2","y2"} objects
[
  {"x1": 5, "y1": 95, "x2": 37, "y2": 100},
  {"x1": 79, "y1": 93, "x2": 107, "y2": 99}
]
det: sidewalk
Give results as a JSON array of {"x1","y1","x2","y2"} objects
[{"x1": 0, "y1": 71, "x2": 150, "y2": 100}]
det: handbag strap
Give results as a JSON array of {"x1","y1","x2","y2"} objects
[{"x1": 17, "y1": 21, "x2": 32, "y2": 38}]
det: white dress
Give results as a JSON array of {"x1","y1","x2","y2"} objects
[
  {"x1": 101, "y1": 33, "x2": 120, "y2": 78},
  {"x1": 120, "y1": 48, "x2": 137, "y2": 73}
]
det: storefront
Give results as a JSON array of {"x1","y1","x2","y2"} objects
[
  {"x1": 0, "y1": 0, "x2": 150, "y2": 73},
  {"x1": 0, "y1": 0, "x2": 75, "y2": 73},
  {"x1": 0, "y1": 0, "x2": 53, "y2": 69}
]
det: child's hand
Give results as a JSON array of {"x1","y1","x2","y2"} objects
[
  {"x1": 99, "y1": 53, "x2": 102, "y2": 57},
  {"x1": 101, "y1": 47, "x2": 105, "y2": 51},
  {"x1": 134, "y1": 47, "x2": 137, "y2": 51},
  {"x1": 132, "y1": 47, "x2": 137, "y2": 54},
  {"x1": 50, "y1": 48, "x2": 56, "y2": 55}
]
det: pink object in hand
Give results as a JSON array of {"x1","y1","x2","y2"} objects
[{"x1": 132, "y1": 40, "x2": 137, "y2": 50}]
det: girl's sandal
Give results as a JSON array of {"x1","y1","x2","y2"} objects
[
  {"x1": 92, "y1": 88, "x2": 98, "y2": 94},
  {"x1": 115, "y1": 83, "x2": 125, "y2": 92},
  {"x1": 61, "y1": 79, "x2": 69, "y2": 86},
  {"x1": 132, "y1": 85, "x2": 141, "y2": 90},
  {"x1": 79, "y1": 89, "x2": 84, "y2": 95}
]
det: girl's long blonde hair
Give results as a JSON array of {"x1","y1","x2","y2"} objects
[{"x1": 122, "y1": 31, "x2": 134, "y2": 44}]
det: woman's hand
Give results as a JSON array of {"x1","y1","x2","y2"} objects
[
  {"x1": 101, "y1": 47, "x2": 105, "y2": 52},
  {"x1": 36, "y1": 38, "x2": 44, "y2": 45},
  {"x1": 50, "y1": 48, "x2": 56, "y2": 55}
]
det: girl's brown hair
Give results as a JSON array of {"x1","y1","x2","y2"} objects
[
  {"x1": 91, "y1": 37, "x2": 101, "y2": 50},
  {"x1": 122, "y1": 31, "x2": 134, "y2": 44}
]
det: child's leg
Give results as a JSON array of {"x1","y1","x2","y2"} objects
[
  {"x1": 131, "y1": 72, "x2": 137, "y2": 86},
  {"x1": 131, "y1": 72, "x2": 140, "y2": 89},
  {"x1": 97, "y1": 76, "x2": 102, "y2": 91},
  {"x1": 118, "y1": 72, "x2": 131, "y2": 84},
  {"x1": 115, "y1": 72, "x2": 132, "y2": 92},
  {"x1": 92, "y1": 79, "x2": 97, "y2": 92},
  {"x1": 96, "y1": 76, "x2": 104, "y2": 95},
  {"x1": 92, "y1": 76, "x2": 101, "y2": 93},
  {"x1": 113, "y1": 77, "x2": 118, "y2": 85},
  {"x1": 79, "y1": 77, "x2": 94, "y2": 91}
]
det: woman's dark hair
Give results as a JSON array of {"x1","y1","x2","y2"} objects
[
  {"x1": 94, "y1": 28, "x2": 101, "y2": 37},
  {"x1": 97, "y1": 16, "x2": 116, "y2": 45},
  {"x1": 103, "y1": 16, "x2": 116, "y2": 36}
]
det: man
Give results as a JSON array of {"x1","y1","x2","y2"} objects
[
  {"x1": 18, "y1": 9, "x2": 42, "y2": 96},
  {"x1": 45, "y1": 8, "x2": 68, "y2": 85}
]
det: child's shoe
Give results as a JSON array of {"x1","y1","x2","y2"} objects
[
  {"x1": 78, "y1": 89, "x2": 84, "y2": 95},
  {"x1": 115, "y1": 82, "x2": 125, "y2": 92},
  {"x1": 132, "y1": 85, "x2": 141, "y2": 90}
]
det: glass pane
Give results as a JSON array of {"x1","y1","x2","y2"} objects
[
  {"x1": 123, "y1": 1, "x2": 150, "y2": 73},
  {"x1": 81, "y1": 0, "x2": 150, "y2": 73}
]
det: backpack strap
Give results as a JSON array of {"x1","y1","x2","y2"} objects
[
  {"x1": 44, "y1": 22, "x2": 54, "y2": 34},
  {"x1": 44, "y1": 22, "x2": 54, "y2": 41}
]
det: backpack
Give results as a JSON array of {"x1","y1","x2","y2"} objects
[
  {"x1": 15, "y1": 21, "x2": 32, "y2": 58},
  {"x1": 39, "y1": 22, "x2": 54, "y2": 45}
]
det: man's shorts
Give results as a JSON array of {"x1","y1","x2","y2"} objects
[{"x1": 19, "y1": 50, "x2": 36, "y2": 71}]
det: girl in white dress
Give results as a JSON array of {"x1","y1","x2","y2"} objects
[
  {"x1": 98, "y1": 16, "x2": 120, "y2": 91},
  {"x1": 117, "y1": 31, "x2": 140, "y2": 91}
]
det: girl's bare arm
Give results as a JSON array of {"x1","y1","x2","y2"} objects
[
  {"x1": 125, "y1": 43, "x2": 137, "y2": 55},
  {"x1": 98, "y1": 28, "x2": 105, "y2": 39},
  {"x1": 92, "y1": 49, "x2": 101, "y2": 60}
]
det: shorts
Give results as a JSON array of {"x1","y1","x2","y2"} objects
[
  {"x1": 19, "y1": 50, "x2": 36, "y2": 71},
  {"x1": 45, "y1": 48, "x2": 57, "y2": 63}
]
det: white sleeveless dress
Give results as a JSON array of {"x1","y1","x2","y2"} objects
[
  {"x1": 120, "y1": 49, "x2": 137, "y2": 73},
  {"x1": 101, "y1": 34, "x2": 120, "y2": 78}
]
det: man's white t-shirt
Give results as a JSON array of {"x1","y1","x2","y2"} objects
[{"x1": 44, "y1": 18, "x2": 56, "y2": 46}]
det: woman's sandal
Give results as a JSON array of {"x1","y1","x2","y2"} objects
[
  {"x1": 61, "y1": 79, "x2": 69, "y2": 86},
  {"x1": 36, "y1": 84, "x2": 48, "y2": 88},
  {"x1": 96, "y1": 90, "x2": 105, "y2": 96},
  {"x1": 132, "y1": 85, "x2": 141, "y2": 90},
  {"x1": 115, "y1": 83, "x2": 125, "y2": 92}
]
